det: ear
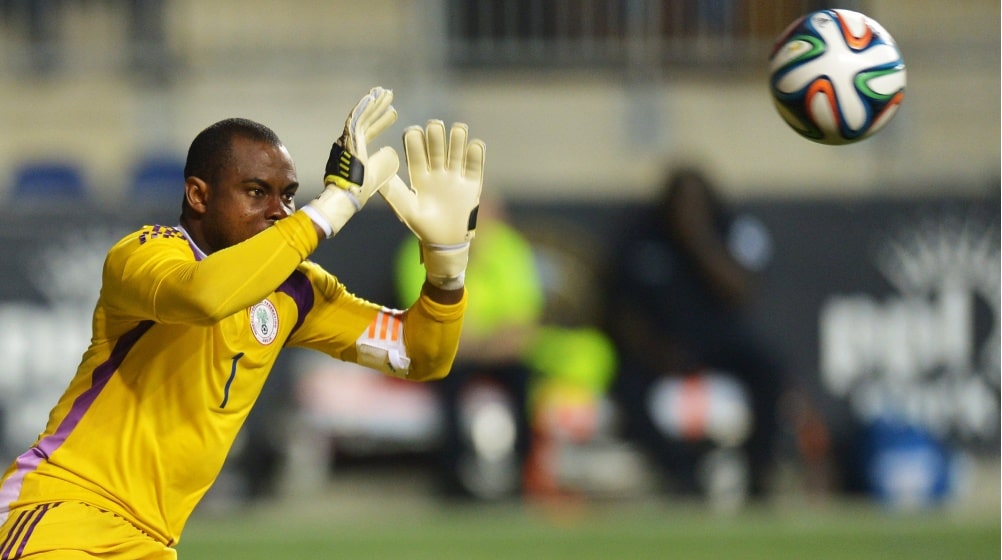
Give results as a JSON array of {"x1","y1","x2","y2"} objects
[{"x1": 184, "y1": 176, "x2": 209, "y2": 215}]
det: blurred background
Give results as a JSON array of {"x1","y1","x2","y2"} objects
[
  {"x1": 0, "y1": 0, "x2": 996, "y2": 200},
  {"x1": 0, "y1": 0, "x2": 998, "y2": 555}
]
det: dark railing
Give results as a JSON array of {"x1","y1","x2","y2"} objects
[{"x1": 446, "y1": 0, "x2": 863, "y2": 74}]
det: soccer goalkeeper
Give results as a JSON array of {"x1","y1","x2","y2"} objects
[{"x1": 0, "y1": 87, "x2": 485, "y2": 558}]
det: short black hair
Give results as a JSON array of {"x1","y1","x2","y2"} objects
[{"x1": 184, "y1": 118, "x2": 283, "y2": 185}]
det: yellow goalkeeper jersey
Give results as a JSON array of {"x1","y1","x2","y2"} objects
[{"x1": 0, "y1": 211, "x2": 464, "y2": 546}]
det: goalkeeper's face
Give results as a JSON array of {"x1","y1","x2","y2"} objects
[{"x1": 198, "y1": 137, "x2": 299, "y2": 252}]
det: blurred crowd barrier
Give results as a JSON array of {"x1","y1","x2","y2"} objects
[{"x1": 0, "y1": 187, "x2": 997, "y2": 511}]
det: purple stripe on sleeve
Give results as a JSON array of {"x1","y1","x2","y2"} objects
[
  {"x1": 13, "y1": 503, "x2": 51, "y2": 559},
  {"x1": 0, "y1": 509, "x2": 30, "y2": 560},
  {"x1": 277, "y1": 270, "x2": 314, "y2": 338},
  {"x1": 0, "y1": 321, "x2": 154, "y2": 524}
]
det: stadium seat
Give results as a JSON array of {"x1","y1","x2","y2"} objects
[
  {"x1": 11, "y1": 160, "x2": 89, "y2": 200},
  {"x1": 130, "y1": 155, "x2": 185, "y2": 202}
]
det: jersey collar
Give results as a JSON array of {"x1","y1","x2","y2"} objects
[{"x1": 175, "y1": 224, "x2": 207, "y2": 261}]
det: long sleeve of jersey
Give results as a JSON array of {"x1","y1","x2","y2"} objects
[
  {"x1": 286, "y1": 261, "x2": 466, "y2": 382},
  {"x1": 400, "y1": 289, "x2": 466, "y2": 380},
  {"x1": 103, "y1": 211, "x2": 320, "y2": 325}
]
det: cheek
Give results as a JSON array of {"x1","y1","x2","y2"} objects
[
  {"x1": 238, "y1": 210, "x2": 266, "y2": 231},
  {"x1": 212, "y1": 205, "x2": 259, "y2": 245},
  {"x1": 240, "y1": 204, "x2": 276, "y2": 232}
]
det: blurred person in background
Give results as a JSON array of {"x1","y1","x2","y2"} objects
[
  {"x1": 604, "y1": 166, "x2": 825, "y2": 502},
  {"x1": 0, "y1": 88, "x2": 485, "y2": 558},
  {"x1": 395, "y1": 194, "x2": 545, "y2": 500},
  {"x1": 396, "y1": 196, "x2": 624, "y2": 502}
]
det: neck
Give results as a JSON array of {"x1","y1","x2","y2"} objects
[{"x1": 177, "y1": 217, "x2": 210, "y2": 258}]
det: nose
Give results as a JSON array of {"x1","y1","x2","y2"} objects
[{"x1": 266, "y1": 194, "x2": 292, "y2": 221}]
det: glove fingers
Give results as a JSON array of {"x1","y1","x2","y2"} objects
[
  {"x1": 464, "y1": 139, "x2": 486, "y2": 183},
  {"x1": 347, "y1": 91, "x2": 376, "y2": 135},
  {"x1": 341, "y1": 88, "x2": 379, "y2": 156},
  {"x1": 424, "y1": 120, "x2": 447, "y2": 170},
  {"x1": 403, "y1": 125, "x2": 430, "y2": 176},
  {"x1": 447, "y1": 123, "x2": 469, "y2": 172},
  {"x1": 353, "y1": 87, "x2": 385, "y2": 123},
  {"x1": 364, "y1": 105, "x2": 398, "y2": 144},
  {"x1": 356, "y1": 88, "x2": 394, "y2": 135},
  {"x1": 344, "y1": 87, "x2": 394, "y2": 154}
]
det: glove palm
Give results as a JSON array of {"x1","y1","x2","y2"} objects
[{"x1": 381, "y1": 120, "x2": 486, "y2": 289}]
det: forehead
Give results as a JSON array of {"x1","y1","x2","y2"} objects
[{"x1": 225, "y1": 136, "x2": 296, "y2": 181}]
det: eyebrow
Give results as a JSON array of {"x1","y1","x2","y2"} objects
[{"x1": 242, "y1": 178, "x2": 300, "y2": 191}]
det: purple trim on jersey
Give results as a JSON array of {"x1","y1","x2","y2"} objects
[
  {"x1": 13, "y1": 503, "x2": 47, "y2": 558},
  {"x1": 0, "y1": 506, "x2": 31, "y2": 559},
  {"x1": 174, "y1": 224, "x2": 206, "y2": 261},
  {"x1": 138, "y1": 225, "x2": 186, "y2": 246},
  {"x1": 277, "y1": 270, "x2": 314, "y2": 338},
  {"x1": 0, "y1": 502, "x2": 53, "y2": 559},
  {"x1": 0, "y1": 509, "x2": 25, "y2": 558},
  {"x1": 0, "y1": 322, "x2": 154, "y2": 525}
]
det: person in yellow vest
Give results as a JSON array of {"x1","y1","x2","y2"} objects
[{"x1": 396, "y1": 194, "x2": 543, "y2": 499}]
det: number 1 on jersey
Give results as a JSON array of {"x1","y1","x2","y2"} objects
[{"x1": 220, "y1": 352, "x2": 245, "y2": 408}]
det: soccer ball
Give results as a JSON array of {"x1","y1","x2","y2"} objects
[{"x1": 768, "y1": 9, "x2": 906, "y2": 145}]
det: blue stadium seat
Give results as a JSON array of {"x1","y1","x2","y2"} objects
[
  {"x1": 11, "y1": 161, "x2": 88, "y2": 200},
  {"x1": 130, "y1": 155, "x2": 185, "y2": 201}
]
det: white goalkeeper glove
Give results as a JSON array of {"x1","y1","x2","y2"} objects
[
  {"x1": 338, "y1": 86, "x2": 397, "y2": 163},
  {"x1": 380, "y1": 120, "x2": 486, "y2": 290},
  {"x1": 304, "y1": 87, "x2": 399, "y2": 237}
]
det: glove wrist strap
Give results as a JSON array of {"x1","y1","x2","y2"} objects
[
  {"x1": 300, "y1": 205, "x2": 334, "y2": 238},
  {"x1": 422, "y1": 242, "x2": 470, "y2": 290},
  {"x1": 306, "y1": 187, "x2": 359, "y2": 238}
]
